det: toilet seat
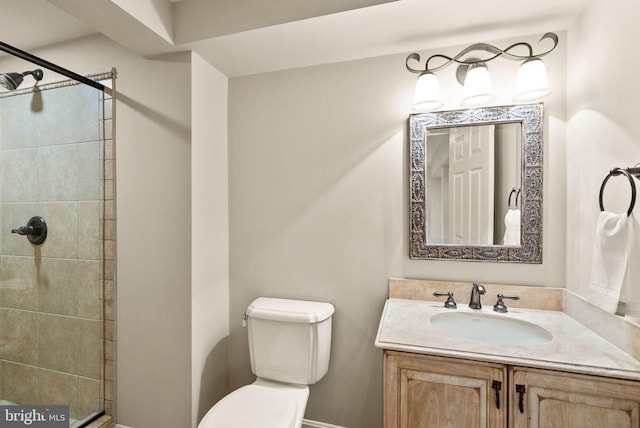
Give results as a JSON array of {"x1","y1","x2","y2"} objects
[{"x1": 198, "y1": 383, "x2": 299, "y2": 428}]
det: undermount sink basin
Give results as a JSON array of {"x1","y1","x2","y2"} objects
[{"x1": 430, "y1": 312, "x2": 553, "y2": 346}]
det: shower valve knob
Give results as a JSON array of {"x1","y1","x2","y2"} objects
[
  {"x1": 11, "y1": 216, "x2": 47, "y2": 245},
  {"x1": 11, "y1": 226, "x2": 33, "y2": 235}
]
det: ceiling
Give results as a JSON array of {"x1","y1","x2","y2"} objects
[{"x1": 1, "y1": 0, "x2": 593, "y2": 77}]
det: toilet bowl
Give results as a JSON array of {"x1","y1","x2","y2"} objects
[
  {"x1": 198, "y1": 379, "x2": 309, "y2": 428},
  {"x1": 197, "y1": 297, "x2": 334, "y2": 428}
]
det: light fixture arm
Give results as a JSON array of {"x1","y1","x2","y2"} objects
[{"x1": 406, "y1": 32, "x2": 558, "y2": 74}]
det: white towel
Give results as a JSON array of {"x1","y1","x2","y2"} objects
[
  {"x1": 588, "y1": 211, "x2": 630, "y2": 313},
  {"x1": 620, "y1": 213, "x2": 640, "y2": 322},
  {"x1": 503, "y1": 208, "x2": 521, "y2": 246}
]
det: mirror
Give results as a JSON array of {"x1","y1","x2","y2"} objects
[
  {"x1": 425, "y1": 123, "x2": 522, "y2": 246},
  {"x1": 410, "y1": 104, "x2": 543, "y2": 263}
]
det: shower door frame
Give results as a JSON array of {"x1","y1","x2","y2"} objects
[{"x1": 0, "y1": 70, "x2": 116, "y2": 426}]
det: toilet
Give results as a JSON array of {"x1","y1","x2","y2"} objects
[{"x1": 198, "y1": 297, "x2": 335, "y2": 428}]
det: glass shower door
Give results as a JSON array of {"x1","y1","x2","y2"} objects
[{"x1": 0, "y1": 78, "x2": 110, "y2": 427}]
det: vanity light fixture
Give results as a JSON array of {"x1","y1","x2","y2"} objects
[
  {"x1": 406, "y1": 32, "x2": 559, "y2": 111},
  {"x1": 461, "y1": 62, "x2": 492, "y2": 107},
  {"x1": 413, "y1": 71, "x2": 443, "y2": 111}
]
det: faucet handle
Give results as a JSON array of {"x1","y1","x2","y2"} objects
[
  {"x1": 433, "y1": 291, "x2": 457, "y2": 309},
  {"x1": 493, "y1": 293, "x2": 520, "y2": 313}
]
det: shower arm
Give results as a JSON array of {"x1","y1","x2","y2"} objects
[
  {"x1": 23, "y1": 69, "x2": 43, "y2": 80},
  {"x1": 0, "y1": 41, "x2": 111, "y2": 95}
]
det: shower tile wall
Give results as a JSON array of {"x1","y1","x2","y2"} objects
[{"x1": 0, "y1": 84, "x2": 104, "y2": 420}]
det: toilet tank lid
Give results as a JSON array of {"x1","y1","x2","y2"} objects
[{"x1": 247, "y1": 297, "x2": 335, "y2": 323}]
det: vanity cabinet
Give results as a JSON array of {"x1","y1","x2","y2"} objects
[
  {"x1": 384, "y1": 350, "x2": 640, "y2": 428},
  {"x1": 510, "y1": 367, "x2": 640, "y2": 428},
  {"x1": 384, "y1": 351, "x2": 507, "y2": 427}
]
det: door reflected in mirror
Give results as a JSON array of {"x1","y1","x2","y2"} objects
[{"x1": 425, "y1": 122, "x2": 522, "y2": 246}]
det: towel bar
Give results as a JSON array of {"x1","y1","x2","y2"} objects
[
  {"x1": 508, "y1": 187, "x2": 522, "y2": 209},
  {"x1": 599, "y1": 167, "x2": 636, "y2": 216}
]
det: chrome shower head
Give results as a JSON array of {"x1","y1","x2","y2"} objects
[{"x1": 0, "y1": 69, "x2": 43, "y2": 90}]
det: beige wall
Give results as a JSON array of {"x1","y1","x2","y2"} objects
[
  {"x1": 566, "y1": 0, "x2": 640, "y2": 301},
  {"x1": 191, "y1": 52, "x2": 230, "y2": 427},
  {"x1": 0, "y1": 34, "x2": 194, "y2": 427},
  {"x1": 228, "y1": 33, "x2": 567, "y2": 427},
  {"x1": 100, "y1": 38, "x2": 191, "y2": 428}
]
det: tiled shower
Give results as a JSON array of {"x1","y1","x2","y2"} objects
[{"x1": 0, "y1": 74, "x2": 115, "y2": 426}]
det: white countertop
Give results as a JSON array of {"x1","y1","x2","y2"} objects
[{"x1": 375, "y1": 298, "x2": 640, "y2": 381}]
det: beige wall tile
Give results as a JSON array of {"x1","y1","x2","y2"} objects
[
  {"x1": 77, "y1": 377, "x2": 101, "y2": 419},
  {"x1": 36, "y1": 259, "x2": 100, "y2": 319},
  {"x1": 0, "y1": 308, "x2": 38, "y2": 365},
  {"x1": 78, "y1": 142, "x2": 101, "y2": 201},
  {"x1": 104, "y1": 298, "x2": 114, "y2": 322},
  {"x1": 38, "y1": 314, "x2": 101, "y2": 379},
  {"x1": 0, "y1": 361, "x2": 38, "y2": 404},
  {"x1": 35, "y1": 85, "x2": 100, "y2": 147},
  {"x1": 0, "y1": 148, "x2": 38, "y2": 202},
  {"x1": 36, "y1": 370, "x2": 100, "y2": 420},
  {"x1": 103, "y1": 401, "x2": 114, "y2": 420},
  {"x1": 1, "y1": 203, "x2": 42, "y2": 256},
  {"x1": 104, "y1": 220, "x2": 115, "y2": 240},
  {"x1": 0, "y1": 256, "x2": 38, "y2": 311},
  {"x1": 104, "y1": 240, "x2": 115, "y2": 261},
  {"x1": 104, "y1": 379, "x2": 114, "y2": 401},
  {"x1": 36, "y1": 369, "x2": 102, "y2": 420},
  {"x1": 104, "y1": 358, "x2": 114, "y2": 380},
  {"x1": 103, "y1": 119, "x2": 112, "y2": 140},
  {"x1": 0, "y1": 95, "x2": 38, "y2": 150},
  {"x1": 104, "y1": 340, "x2": 114, "y2": 362},
  {"x1": 37, "y1": 144, "x2": 78, "y2": 201},
  {"x1": 104, "y1": 159, "x2": 113, "y2": 181},
  {"x1": 104, "y1": 319, "x2": 114, "y2": 342},
  {"x1": 104, "y1": 280, "x2": 114, "y2": 301},
  {"x1": 104, "y1": 179, "x2": 114, "y2": 201},
  {"x1": 77, "y1": 261, "x2": 101, "y2": 320},
  {"x1": 40, "y1": 202, "x2": 78, "y2": 258},
  {"x1": 0, "y1": 206, "x2": 3, "y2": 263},
  {"x1": 38, "y1": 368, "x2": 77, "y2": 409},
  {"x1": 78, "y1": 202, "x2": 101, "y2": 260},
  {"x1": 104, "y1": 260, "x2": 114, "y2": 281},
  {"x1": 103, "y1": 99, "x2": 113, "y2": 120},
  {"x1": 104, "y1": 201, "x2": 115, "y2": 221},
  {"x1": 104, "y1": 139, "x2": 113, "y2": 161},
  {"x1": 36, "y1": 258, "x2": 78, "y2": 316}
]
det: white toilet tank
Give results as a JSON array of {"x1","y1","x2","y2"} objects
[{"x1": 246, "y1": 297, "x2": 334, "y2": 385}]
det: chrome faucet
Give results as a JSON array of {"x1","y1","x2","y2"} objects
[{"x1": 469, "y1": 282, "x2": 486, "y2": 309}]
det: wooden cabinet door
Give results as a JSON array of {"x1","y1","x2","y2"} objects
[
  {"x1": 384, "y1": 351, "x2": 506, "y2": 428},
  {"x1": 510, "y1": 367, "x2": 640, "y2": 428}
]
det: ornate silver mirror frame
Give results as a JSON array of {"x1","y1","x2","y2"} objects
[{"x1": 409, "y1": 103, "x2": 543, "y2": 263}]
